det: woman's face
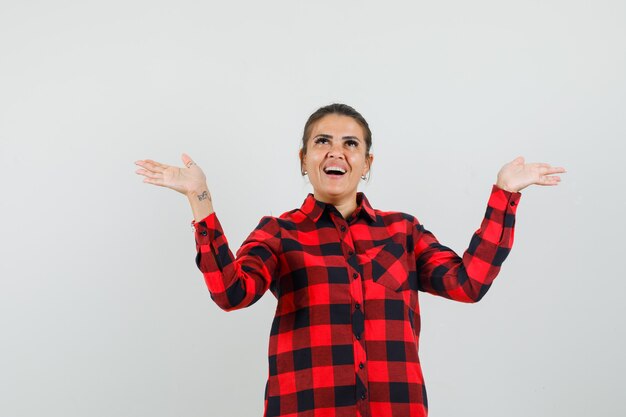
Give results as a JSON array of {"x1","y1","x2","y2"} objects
[{"x1": 300, "y1": 114, "x2": 373, "y2": 204}]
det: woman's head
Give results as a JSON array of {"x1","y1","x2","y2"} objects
[
  {"x1": 300, "y1": 103, "x2": 372, "y2": 165},
  {"x1": 299, "y1": 103, "x2": 374, "y2": 205}
]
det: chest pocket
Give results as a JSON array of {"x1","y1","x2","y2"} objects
[{"x1": 361, "y1": 242, "x2": 409, "y2": 292}]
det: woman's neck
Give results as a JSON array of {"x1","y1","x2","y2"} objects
[{"x1": 314, "y1": 192, "x2": 357, "y2": 220}]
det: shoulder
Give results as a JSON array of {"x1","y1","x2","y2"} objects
[
  {"x1": 372, "y1": 208, "x2": 417, "y2": 226},
  {"x1": 361, "y1": 193, "x2": 417, "y2": 226},
  {"x1": 369, "y1": 209, "x2": 427, "y2": 240},
  {"x1": 254, "y1": 209, "x2": 300, "y2": 232}
]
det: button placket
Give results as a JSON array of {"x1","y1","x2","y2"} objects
[{"x1": 340, "y1": 216, "x2": 368, "y2": 402}]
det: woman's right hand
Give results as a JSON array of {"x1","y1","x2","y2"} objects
[{"x1": 134, "y1": 153, "x2": 207, "y2": 197}]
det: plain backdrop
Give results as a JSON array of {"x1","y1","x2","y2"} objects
[{"x1": 1, "y1": 1, "x2": 625, "y2": 416}]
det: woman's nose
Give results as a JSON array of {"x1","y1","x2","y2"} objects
[{"x1": 327, "y1": 142, "x2": 345, "y2": 158}]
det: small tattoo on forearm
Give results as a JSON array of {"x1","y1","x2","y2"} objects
[{"x1": 197, "y1": 191, "x2": 211, "y2": 202}]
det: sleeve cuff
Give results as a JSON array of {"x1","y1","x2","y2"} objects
[
  {"x1": 491, "y1": 184, "x2": 521, "y2": 212},
  {"x1": 191, "y1": 211, "x2": 216, "y2": 228},
  {"x1": 191, "y1": 212, "x2": 224, "y2": 247}
]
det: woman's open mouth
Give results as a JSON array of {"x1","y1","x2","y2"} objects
[{"x1": 323, "y1": 166, "x2": 347, "y2": 178}]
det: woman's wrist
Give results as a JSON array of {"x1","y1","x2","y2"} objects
[
  {"x1": 187, "y1": 184, "x2": 214, "y2": 222},
  {"x1": 186, "y1": 182, "x2": 209, "y2": 197},
  {"x1": 495, "y1": 179, "x2": 518, "y2": 193}
]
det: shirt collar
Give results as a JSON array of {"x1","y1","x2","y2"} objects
[{"x1": 299, "y1": 192, "x2": 376, "y2": 223}]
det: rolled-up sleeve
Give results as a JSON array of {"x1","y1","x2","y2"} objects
[
  {"x1": 192, "y1": 213, "x2": 281, "y2": 311},
  {"x1": 413, "y1": 185, "x2": 521, "y2": 302}
]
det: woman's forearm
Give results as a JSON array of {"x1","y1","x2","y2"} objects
[{"x1": 187, "y1": 184, "x2": 214, "y2": 222}]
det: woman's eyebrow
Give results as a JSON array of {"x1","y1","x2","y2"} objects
[{"x1": 314, "y1": 134, "x2": 361, "y2": 142}]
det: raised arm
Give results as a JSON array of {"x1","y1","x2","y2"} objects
[
  {"x1": 135, "y1": 153, "x2": 280, "y2": 311},
  {"x1": 192, "y1": 213, "x2": 281, "y2": 311},
  {"x1": 412, "y1": 185, "x2": 520, "y2": 302},
  {"x1": 413, "y1": 156, "x2": 565, "y2": 302}
]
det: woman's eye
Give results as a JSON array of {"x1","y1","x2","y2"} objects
[
  {"x1": 346, "y1": 140, "x2": 358, "y2": 147},
  {"x1": 314, "y1": 138, "x2": 329, "y2": 144}
]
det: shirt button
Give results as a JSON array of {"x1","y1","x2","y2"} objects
[
  {"x1": 200, "y1": 231, "x2": 207, "y2": 236},
  {"x1": 361, "y1": 393, "x2": 367, "y2": 400},
  {"x1": 359, "y1": 362, "x2": 364, "y2": 369},
  {"x1": 356, "y1": 334, "x2": 361, "y2": 340},
  {"x1": 353, "y1": 273, "x2": 358, "y2": 279},
  {"x1": 348, "y1": 250, "x2": 354, "y2": 256},
  {"x1": 340, "y1": 225, "x2": 346, "y2": 232},
  {"x1": 510, "y1": 200, "x2": 516, "y2": 206},
  {"x1": 355, "y1": 303, "x2": 360, "y2": 310}
]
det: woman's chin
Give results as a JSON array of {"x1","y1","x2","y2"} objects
[{"x1": 315, "y1": 187, "x2": 357, "y2": 201}]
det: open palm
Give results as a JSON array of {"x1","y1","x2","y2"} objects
[
  {"x1": 135, "y1": 153, "x2": 207, "y2": 196},
  {"x1": 497, "y1": 156, "x2": 566, "y2": 193}
]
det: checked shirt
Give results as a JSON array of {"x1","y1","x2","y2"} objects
[{"x1": 191, "y1": 185, "x2": 521, "y2": 417}]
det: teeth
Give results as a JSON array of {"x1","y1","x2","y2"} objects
[{"x1": 324, "y1": 166, "x2": 346, "y2": 174}]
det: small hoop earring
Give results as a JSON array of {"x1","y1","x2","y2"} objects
[
  {"x1": 361, "y1": 174, "x2": 367, "y2": 180},
  {"x1": 302, "y1": 171, "x2": 308, "y2": 176}
]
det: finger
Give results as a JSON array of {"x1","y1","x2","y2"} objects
[
  {"x1": 136, "y1": 159, "x2": 164, "y2": 167},
  {"x1": 536, "y1": 163, "x2": 566, "y2": 173},
  {"x1": 528, "y1": 164, "x2": 551, "y2": 177},
  {"x1": 539, "y1": 166, "x2": 567, "y2": 176},
  {"x1": 140, "y1": 161, "x2": 166, "y2": 173},
  {"x1": 136, "y1": 168, "x2": 162, "y2": 179},
  {"x1": 546, "y1": 166, "x2": 566, "y2": 174},
  {"x1": 143, "y1": 177, "x2": 165, "y2": 187},
  {"x1": 181, "y1": 152, "x2": 196, "y2": 168},
  {"x1": 538, "y1": 164, "x2": 564, "y2": 175},
  {"x1": 538, "y1": 175, "x2": 561, "y2": 185},
  {"x1": 144, "y1": 159, "x2": 165, "y2": 167},
  {"x1": 142, "y1": 159, "x2": 171, "y2": 170}
]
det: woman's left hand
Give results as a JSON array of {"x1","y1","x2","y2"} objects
[{"x1": 496, "y1": 156, "x2": 566, "y2": 193}]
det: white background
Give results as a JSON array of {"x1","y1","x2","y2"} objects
[{"x1": 1, "y1": 1, "x2": 625, "y2": 416}]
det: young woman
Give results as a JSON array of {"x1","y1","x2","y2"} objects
[{"x1": 135, "y1": 103, "x2": 565, "y2": 417}]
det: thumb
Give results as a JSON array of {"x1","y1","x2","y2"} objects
[{"x1": 181, "y1": 152, "x2": 194, "y2": 167}]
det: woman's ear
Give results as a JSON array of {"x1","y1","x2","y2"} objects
[{"x1": 365, "y1": 153, "x2": 374, "y2": 174}]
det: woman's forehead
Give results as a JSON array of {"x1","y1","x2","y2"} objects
[{"x1": 309, "y1": 114, "x2": 365, "y2": 139}]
